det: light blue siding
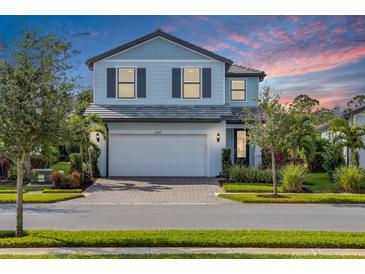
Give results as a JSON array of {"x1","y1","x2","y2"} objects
[
  {"x1": 225, "y1": 77, "x2": 259, "y2": 107},
  {"x1": 107, "y1": 37, "x2": 210, "y2": 60},
  {"x1": 94, "y1": 60, "x2": 225, "y2": 105}
]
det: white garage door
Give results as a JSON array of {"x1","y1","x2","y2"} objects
[{"x1": 109, "y1": 134, "x2": 207, "y2": 176}]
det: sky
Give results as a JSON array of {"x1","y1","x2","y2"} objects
[{"x1": 0, "y1": 15, "x2": 364, "y2": 108}]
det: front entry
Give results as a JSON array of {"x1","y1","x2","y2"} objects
[{"x1": 234, "y1": 129, "x2": 250, "y2": 166}]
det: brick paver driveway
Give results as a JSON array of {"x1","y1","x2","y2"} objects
[{"x1": 63, "y1": 177, "x2": 229, "y2": 204}]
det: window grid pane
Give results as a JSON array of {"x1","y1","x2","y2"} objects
[
  {"x1": 118, "y1": 83, "x2": 135, "y2": 98},
  {"x1": 231, "y1": 90, "x2": 245, "y2": 101},
  {"x1": 118, "y1": 68, "x2": 135, "y2": 83},
  {"x1": 184, "y1": 68, "x2": 200, "y2": 83},
  {"x1": 183, "y1": 84, "x2": 200, "y2": 98},
  {"x1": 231, "y1": 80, "x2": 245, "y2": 90}
]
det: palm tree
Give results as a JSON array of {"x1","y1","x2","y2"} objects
[
  {"x1": 67, "y1": 114, "x2": 107, "y2": 182},
  {"x1": 329, "y1": 118, "x2": 365, "y2": 167}
]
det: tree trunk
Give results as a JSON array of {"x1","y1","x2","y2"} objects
[
  {"x1": 24, "y1": 155, "x2": 31, "y2": 182},
  {"x1": 80, "y1": 143, "x2": 84, "y2": 184},
  {"x1": 16, "y1": 154, "x2": 25, "y2": 237},
  {"x1": 271, "y1": 150, "x2": 278, "y2": 197},
  {"x1": 350, "y1": 147, "x2": 359, "y2": 167}
]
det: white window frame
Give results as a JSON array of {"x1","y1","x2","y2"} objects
[
  {"x1": 230, "y1": 79, "x2": 247, "y2": 102},
  {"x1": 116, "y1": 67, "x2": 137, "y2": 100},
  {"x1": 182, "y1": 67, "x2": 201, "y2": 100}
]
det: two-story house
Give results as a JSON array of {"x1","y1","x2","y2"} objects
[{"x1": 85, "y1": 30, "x2": 266, "y2": 177}]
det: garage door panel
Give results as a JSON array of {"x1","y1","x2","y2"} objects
[{"x1": 109, "y1": 134, "x2": 207, "y2": 176}]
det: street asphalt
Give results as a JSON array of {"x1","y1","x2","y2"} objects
[{"x1": 0, "y1": 203, "x2": 364, "y2": 231}]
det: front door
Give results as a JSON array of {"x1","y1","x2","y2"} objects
[{"x1": 234, "y1": 129, "x2": 250, "y2": 166}]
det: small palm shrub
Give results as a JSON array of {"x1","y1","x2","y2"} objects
[
  {"x1": 67, "y1": 171, "x2": 81, "y2": 188},
  {"x1": 334, "y1": 166, "x2": 365, "y2": 193},
  {"x1": 229, "y1": 165, "x2": 279, "y2": 184},
  {"x1": 51, "y1": 170, "x2": 66, "y2": 188},
  {"x1": 282, "y1": 164, "x2": 307, "y2": 192},
  {"x1": 221, "y1": 148, "x2": 232, "y2": 178}
]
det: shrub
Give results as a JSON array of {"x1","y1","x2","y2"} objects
[
  {"x1": 89, "y1": 146, "x2": 101, "y2": 177},
  {"x1": 221, "y1": 148, "x2": 232, "y2": 178},
  {"x1": 0, "y1": 157, "x2": 11, "y2": 178},
  {"x1": 50, "y1": 170, "x2": 66, "y2": 188},
  {"x1": 67, "y1": 171, "x2": 81, "y2": 188},
  {"x1": 70, "y1": 153, "x2": 82, "y2": 173},
  {"x1": 322, "y1": 143, "x2": 345, "y2": 182},
  {"x1": 229, "y1": 165, "x2": 278, "y2": 184},
  {"x1": 282, "y1": 164, "x2": 307, "y2": 192},
  {"x1": 334, "y1": 166, "x2": 365, "y2": 193}
]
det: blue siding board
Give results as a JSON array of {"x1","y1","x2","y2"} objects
[{"x1": 107, "y1": 37, "x2": 210, "y2": 60}]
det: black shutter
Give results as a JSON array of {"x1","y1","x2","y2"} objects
[
  {"x1": 202, "y1": 68, "x2": 211, "y2": 98},
  {"x1": 107, "y1": 68, "x2": 116, "y2": 98},
  {"x1": 172, "y1": 68, "x2": 181, "y2": 98},
  {"x1": 137, "y1": 68, "x2": 146, "y2": 98}
]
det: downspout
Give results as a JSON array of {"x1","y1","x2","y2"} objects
[{"x1": 105, "y1": 123, "x2": 109, "y2": 177}]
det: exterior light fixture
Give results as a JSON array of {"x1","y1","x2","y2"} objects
[
  {"x1": 96, "y1": 132, "x2": 100, "y2": 142},
  {"x1": 216, "y1": 132, "x2": 221, "y2": 142}
]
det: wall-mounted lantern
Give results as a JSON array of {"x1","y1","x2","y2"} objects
[
  {"x1": 96, "y1": 132, "x2": 100, "y2": 142},
  {"x1": 216, "y1": 132, "x2": 221, "y2": 142}
]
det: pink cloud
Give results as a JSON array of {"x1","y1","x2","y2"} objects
[{"x1": 227, "y1": 33, "x2": 260, "y2": 49}]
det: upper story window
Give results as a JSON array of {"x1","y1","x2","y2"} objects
[
  {"x1": 183, "y1": 68, "x2": 200, "y2": 99},
  {"x1": 230, "y1": 80, "x2": 246, "y2": 101},
  {"x1": 118, "y1": 68, "x2": 135, "y2": 99}
]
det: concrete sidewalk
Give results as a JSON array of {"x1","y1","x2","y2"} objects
[{"x1": 1, "y1": 247, "x2": 365, "y2": 256}]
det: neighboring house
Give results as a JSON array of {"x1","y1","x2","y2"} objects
[
  {"x1": 319, "y1": 105, "x2": 365, "y2": 169},
  {"x1": 85, "y1": 29, "x2": 266, "y2": 177}
]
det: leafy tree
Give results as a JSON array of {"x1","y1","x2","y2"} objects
[
  {"x1": 0, "y1": 30, "x2": 76, "y2": 236},
  {"x1": 67, "y1": 114, "x2": 106, "y2": 182},
  {"x1": 73, "y1": 88, "x2": 93, "y2": 115},
  {"x1": 286, "y1": 95, "x2": 318, "y2": 161},
  {"x1": 329, "y1": 117, "x2": 365, "y2": 167},
  {"x1": 290, "y1": 94, "x2": 319, "y2": 113},
  {"x1": 244, "y1": 87, "x2": 291, "y2": 196}
]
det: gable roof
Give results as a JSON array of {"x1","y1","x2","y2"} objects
[{"x1": 86, "y1": 29, "x2": 233, "y2": 69}]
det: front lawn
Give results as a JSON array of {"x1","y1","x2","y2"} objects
[
  {"x1": 1, "y1": 254, "x2": 364, "y2": 259},
  {"x1": 219, "y1": 193, "x2": 365, "y2": 204},
  {"x1": 0, "y1": 193, "x2": 83, "y2": 203},
  {"x1": 223, "y1": 183, "x2": 282, "y2": 193},
  {"x1": 303, "y1": 173, "x2": 338, "y2": 192},
  {"x1": 0, "y1": 183, "x2": 48, "y2": 192},
  {"x1": 42, "y1": 188, "x2": 83, "y2": 193},
  {"x1": 51, "y1": 162, "x2": 70, "y2": 175},
  {"x1": 0, "y1": 230, "x2": 365, "y2": 249}
]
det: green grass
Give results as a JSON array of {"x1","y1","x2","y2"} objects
[
  {"x1": 51, "y1": 162, "x2": 70, "y2": 175},
  {"x1": 42, "y1": 188, "x2": 83, "y2": 193},
  {"x1": 223, "y1": 173, "x2": 339, "y2": 194},
  {"x1": 219, "y1": 193, "x2": 365, "y2": 204},
  {"x1": 0, "y1": 193, "x2": 83, "y2": 203},
  {"x1": 223, "y1": 183, "x2": 282, "y2": 193},
  {"x1": 303, "y1": 173, "x2": 338, "y2": 193},
  {"x1": 0, "y1": 183, "x2": 48, "y2": 192},
  {"x1": 1, "y1": 230, "x2": 365, "y2": 249},
  {"x1": 0, "y1": 254, "x2": 364, "y2": 259}
]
